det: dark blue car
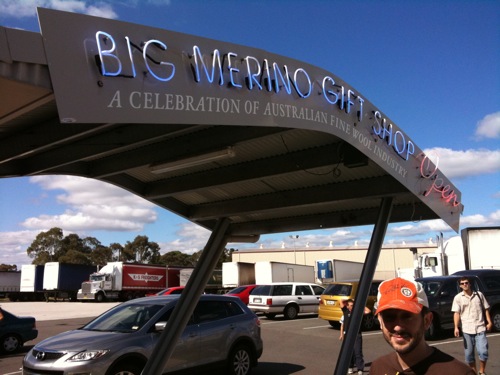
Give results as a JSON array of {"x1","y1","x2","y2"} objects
[{"x1": 0, "y1": 307, "x2": 38, "y2": 353}]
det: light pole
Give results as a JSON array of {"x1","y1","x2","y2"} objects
[{"x1": 289, "y1": 235, "x2": 299, "y2": 264}]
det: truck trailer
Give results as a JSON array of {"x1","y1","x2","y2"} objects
[
  {"x1": 179, "y1": 268, "x2": 223, "y2": 293},
  {"x1": 315, "y1": 259, "x2": 364, "y2": 284},
  {"x1": 222, "y1": 262, "x2": 256, "y2": 288},
  {"x1": 397, "y1": 226, "x2": 500, "y2": 279},
  {"x1": 6, "y1": 264, "x2": 45, "y2": 301},
  {"x1": 43, "y1": 262, "x2": 97, "y2": 301},
  {"x1": 462, "y1": 226, "x2": 500, "y2": 270},
  {"x1": 78, "y1": 262, "x2": 184, "y2": 302},
  {"x1": 0, "y1": 271, "x2": 20, "y2": 299},
  {"x1": 254, "y1": 261, "x2": 315, "y2": 284}
]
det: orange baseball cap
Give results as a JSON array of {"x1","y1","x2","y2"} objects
[{"x1": 375, "y1": 277, "x2": 428, "y2": 315}]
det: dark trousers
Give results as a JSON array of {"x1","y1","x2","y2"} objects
[{"x1": 349, "y1": 332, "x2": 364, "y2": 371}]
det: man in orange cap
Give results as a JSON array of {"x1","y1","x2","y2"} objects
[{"x1": 370, "y1": 277, "x2": 474, "y2": 374}]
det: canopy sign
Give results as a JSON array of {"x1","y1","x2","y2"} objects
[{"x1": 37, "y1": 8, "x2": 462, "y2": 231}]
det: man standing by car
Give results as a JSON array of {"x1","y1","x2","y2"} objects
[
  {"x1": 339, "y1": 299, "x2": 370, "y2": 374},
  {"x1": 371, "y1": 277, "x2": 474, "y2": 375},
  {"x1": 452, "y1": 276, "x2": 493, "y2": 375}
]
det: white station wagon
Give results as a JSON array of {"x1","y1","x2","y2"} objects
[{"x1": 248, "y1": 282, "x2": 325, "y2": 319}]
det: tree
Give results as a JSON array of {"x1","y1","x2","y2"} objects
[
  {"x1": 158, "y1": 251, "x2": 194, "y2": 266},
  {"x1": 189, "y1": 247, "x2": 235, "y2": 269},
  {"x1": 90, "y1": 246, "x2": 113, "y2": 267},
  {"x1": 59, "y1": 249, "x2": 92, "y2": 265},
  {"x1": 109, "y1": 242, "x2": 125, "y2": 261},
  {"x1": 26, "y1": 227, "x2": 64, "y2": 265},
  {"x1": 61, "y1": 233, "x2": 86, "y2": 255},
  {"x1": 123, "y1": 235, "x2": 160, "y2": 263},
  {"x1": 0, "y1": 264, "x2": 17, "y2": 271}
]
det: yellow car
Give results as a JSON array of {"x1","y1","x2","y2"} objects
[{"x1": 318, "y1": 280, "x2": 381, "y2": 330}]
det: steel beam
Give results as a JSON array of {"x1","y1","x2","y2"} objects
[
  {"x1": 141, "y1": 217, "x2": 230, "y2": 375},
  {"x1": 333, "y1": 197, "x2": 393, "y2": 375}
]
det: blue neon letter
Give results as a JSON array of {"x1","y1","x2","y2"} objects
[
  {"x1": 143, "y1": 40, "x2": 175, "y2": 82},
  {"x1": 192, "y1": 46, "x2": 224, "y2": 85},
  {"x1": 272, "y1": 63, "x2": 291, "y2": 94},
  {"x1": 245, "y1": 56, "x2": 262, "y2": 90},
  {"x1": 293, "y1": 68, "x2": 312, "y2": 98},
  {"x1": 96, "y1": 31, "x2": 122, "y2": 76},
  {"x1": 227, "y1": 52, "x2": 242, "y2": 88}
]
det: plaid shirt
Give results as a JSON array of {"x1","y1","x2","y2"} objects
[{"x1": 452, "y1": 291, "x2": 489, "y2": 334}]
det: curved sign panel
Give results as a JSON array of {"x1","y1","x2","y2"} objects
[{"x1": 37, "y1": 8, "x2": 462, "y2": 231}]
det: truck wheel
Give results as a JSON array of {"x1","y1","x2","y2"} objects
[
  {"x1": 284, "y1": 304, "x2": 299, "y2": 320},
  {"x1": 1, "y1": 334, "x2": 22, "y2": 353},
  {"x1": 491, "y1": 308, "x2": 500, "y2": 332},
  {"x1": 226, "y1": 343, "x2": 253, "y2": 375},
  {"x1": 96, "y1": 293, "x2": 105, "y2": 303}
]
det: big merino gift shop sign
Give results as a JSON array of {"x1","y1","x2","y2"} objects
[{"x1": 37, "y1": 8, "x2": 462, "y2": 223}]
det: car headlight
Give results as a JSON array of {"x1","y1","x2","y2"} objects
[{"x1": 68, "y1": 350, "x2": 109, "y2": 361}]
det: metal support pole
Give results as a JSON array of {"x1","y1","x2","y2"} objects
[
  {"x1": 333, "y1": 197, "x2": 393, "y2": 375},
  {"x1": 141, "y1": 218, "x2": 231, "y2": 375}
]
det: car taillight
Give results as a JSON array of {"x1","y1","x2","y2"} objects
[
  {"x1": 266, "y1": 298, "x2": 272, "y2": 306},
  {"x1": 255, "y1": 317, "x2": 261, "y2": 327}
]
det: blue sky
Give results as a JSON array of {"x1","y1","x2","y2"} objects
[{"x1": 1, "y1": 0, "x2": 499, "y2": 267}]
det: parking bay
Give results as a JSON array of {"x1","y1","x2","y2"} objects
[{"x1": 3, "y1": 312, "x2": 500, "y2": 375}]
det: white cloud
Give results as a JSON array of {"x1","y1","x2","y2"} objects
[
  {"x1": 475, "y1": 112, "x2": 500, "y2": 140},
  {"x1": 21, "y1": 176, "x2": 157, "y2": 232},
  {"x1": 159, "y1": 222, "x2": 211, "y2": 254},
  {"x1": 0, "y1": 0, "x2": 117, "y2": 19},
  {"x1": 423, "y1": 147, "x2": 500, "y2": 179},
  {"x1": 0, "y1": 230, "x2": 41, "y2": 267}
]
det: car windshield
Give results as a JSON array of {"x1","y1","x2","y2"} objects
[
  {"x1": 323, "y1": 284, "x2": 352, "y2": 296},
  {"x1": 90, "y1": 274, "x2": 105, "y2": 282},
  {"x1": 82, "y1": 303, "x2": 165, "y2": 333},
  {"x1": 251, "y1": 285, "x2": 271, "y2": 295},
  {"x1": 228, "y1": 286, "x2": 247, "y2": 294},
  {"x1": 419, "y1": 280, "x2": 443, "y2": 296}
]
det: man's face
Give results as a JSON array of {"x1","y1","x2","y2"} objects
[
  {"x1": 347, "y1": 302, "x2": 354, "y2": 311},
  {"x1": 459, "y1": 280, "x2": 471, "y2": 292},
  {"x1": 378, "y1": 308, "x2": 432, "y2": 355}
]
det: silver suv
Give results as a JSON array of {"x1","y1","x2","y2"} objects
[
  {"x1": 23, "y1": 295, "x2": 263, "y2": 375},
  {"x1": 248, "y1": 282, "x2": 325, "y2": 319}
]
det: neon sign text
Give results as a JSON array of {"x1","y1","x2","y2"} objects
[
  {"x1": 96, "y1": 31, "x2": 175, "y2": 81},
  {"x1": 372, "y1": 110, "x2": 415, "y2": 161},
  {"x1": 419, "y1": 153, "x2": 460, "y2": 207}
]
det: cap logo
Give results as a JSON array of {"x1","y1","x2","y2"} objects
[{"x1": 401, "y1": 287, "x2": 413, "y2": 298}]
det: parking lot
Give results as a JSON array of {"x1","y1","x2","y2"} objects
[{"x1": 2, "y1": 302, "x2": 500, "y2": 374}]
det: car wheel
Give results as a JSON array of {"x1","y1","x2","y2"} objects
[
  {"x1": 264, "y1": 313, "x2": 276, "y2": 319},
  {"x1": 284, "y1": 304, "x2": 299, "y2": 320},
  {"x1": 491, "y1": 308, "x2": 500, "y2": 332},
  {"x1": 107, "y1": 361, "x2": 144, "y2": 375},
  {"x1": 227, "y1": 344, "x2": 253, "y2": 375},
  {"x1": 362, "y1": 314, "x2": 375, "y2": 331},
  {"x1": 1, "y1": 334, "x2": 22, "y2": 353},
  {"x1": 425, "y1": 314, "x2": 439, "y2": 340},
  {"x1": 328, "y1": 320, "x2": 340, "y2": 328}
]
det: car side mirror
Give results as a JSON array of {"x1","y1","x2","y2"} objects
[{"x1": 154, "y1": 322, "x2": 167, "y2": 332}]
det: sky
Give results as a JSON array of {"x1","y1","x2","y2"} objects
[{"x1": 0, "y1": 0, "x2": 499, "y2": 268}]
